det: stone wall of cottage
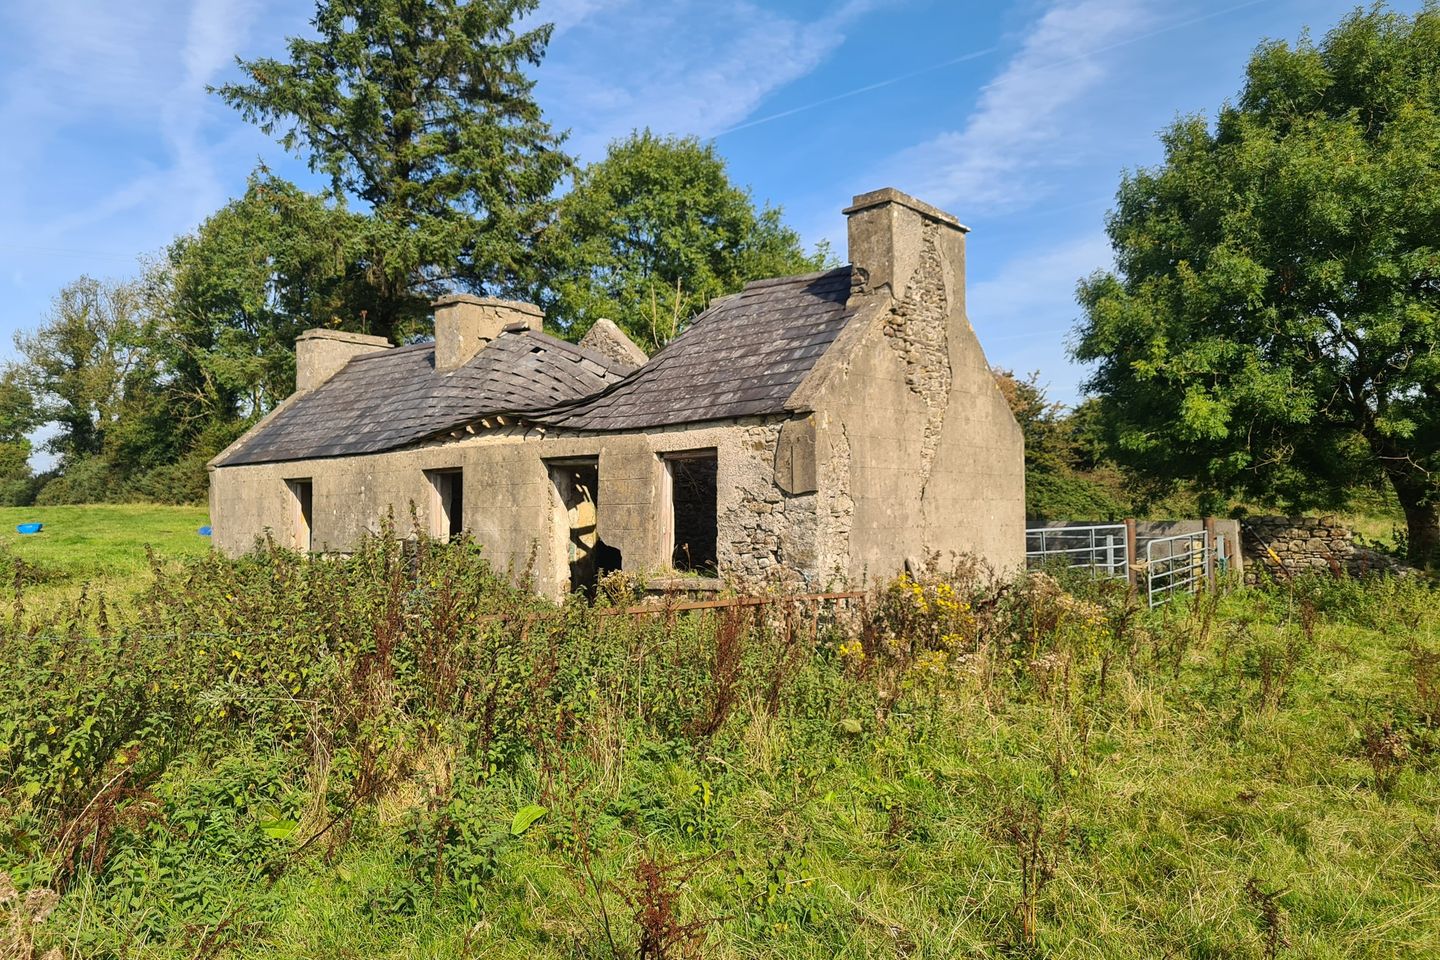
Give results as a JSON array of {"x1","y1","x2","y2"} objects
[{"x1": 718, "y1": 423, "x2": 820, "y2": 584}]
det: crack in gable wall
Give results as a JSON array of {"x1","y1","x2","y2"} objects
[{"x1": 881, "y1": 222, "x2": 951, "y2": 492}]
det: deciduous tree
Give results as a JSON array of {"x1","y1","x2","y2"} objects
[
  {"x1": 1075, "y1": 3, "x2": 1440, "y2": 564},
  {"x1": 159, "y1": 171, "x2": 390, "y2": 422},
  {"x1": 0, "y1": 369, "x2": 39, "y2": 505},
  {"x1": 539, "y1": 131, "x2": 827, "y2": 351},
  {"x1": 14, "y1": 277, "x2": 156, "y2": 469}
]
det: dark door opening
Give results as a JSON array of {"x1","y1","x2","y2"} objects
[
  {"x1": 428, "y1": 469, "x2": 464, "y2": 541},
  {"x1": 550, "y1": 459, "x2": 613, "y2": 597},
  {"x1": 666, "y1": 451, "x2": 718, "y2": 574},
  {"x1": 287, "y1": 479, "x2": 313, "y2": 551}
]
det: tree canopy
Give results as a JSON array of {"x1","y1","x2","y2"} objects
[
  {"x1": 14, "y1": 277, "x2": 155, "y2": 469},
  {"x1": 1075, "y1": 2, "x2": 1440, "y2": 564},
  {"x1": 159, "y1": 171, "x2": 391, "y2": 421},
  {"x1": 539, "y1": 131, "x2": 827, "y2": 352},
  {"x1": 214, "y1": 0, "x2": 571, "y2": 337}
]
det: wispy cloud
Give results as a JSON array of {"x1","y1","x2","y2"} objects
[
  {"x1": 533, "y1": 0, "x2": 627, "y2": 37},
  {"x1": 968, "y1": 231, "x2": 1114, "y2": 402},
  {"x1": 0, "y1": 0, "x2": 278, "y2": 261},
  {"x1": 879, "y1": 0, "x2": 1150, "y2": 215},
  {"x1": 539, "y1": 0, "x2": 884, "y2": 159}
]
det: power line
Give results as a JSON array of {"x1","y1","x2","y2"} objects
[{"x1": 715, "y1": 45, "x2": 1000, "y2": 137}]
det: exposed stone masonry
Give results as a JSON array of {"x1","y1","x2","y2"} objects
[
  {"x1": 1242, "y1": 515, "x2": 1408, "y2": 582},
  {"x1": 720, "y1": 424, "x2": 819, "y2": 583},
  {"x1": 882, "y1": 222, "x2": 950, "y2": 489}
]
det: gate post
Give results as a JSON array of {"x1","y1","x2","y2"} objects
[
  {"x1": 1125, "y1": 518, "x2": 1137, "y2": 589},
  {"x1": 1204, "y1": 516, "x2": 1217, "y2": 589}
]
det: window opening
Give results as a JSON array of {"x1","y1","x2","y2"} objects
[{"x1": 664, "y1": 451, "x2": 718, "y2": 574}]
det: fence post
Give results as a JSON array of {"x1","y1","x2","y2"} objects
[
  {"x1": 1125, "y1": 518, "x2": 1137, "y2": 588},
  {"x1": 1204, "y1": 516, "x2": 1217, "y2": 589}
]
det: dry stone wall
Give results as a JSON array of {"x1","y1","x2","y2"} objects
[{"x1": 1241, "y1": 515, "x2": 1407, "y2": 582}]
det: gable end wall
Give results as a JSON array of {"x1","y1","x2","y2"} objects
[{"x1": 810, "y1": 223, "x2": 1024, "y2": 582}]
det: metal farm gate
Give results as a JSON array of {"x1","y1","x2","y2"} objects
[
  {"x1": 1143, "y1": 532, "x2": 1209, "y2": 607},
  {"x1": 1026, "y1": 520, "x2": 1232, "y2": 608},
  {"x1": 1025, "y1": 524, "x2": 1129, "y2": 579}
]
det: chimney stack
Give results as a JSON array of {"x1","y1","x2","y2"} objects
[
  {"x1": 842, "y1": 188, "x2": 968, "y2": 306},
  {"x1": 432, "y1": 294, "x2": 544, "y2": 372},
  {"x1": 294, "y1": 329, "x2": 392, "y2": 392}
]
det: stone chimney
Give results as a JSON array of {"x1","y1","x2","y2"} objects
[
  {"x1": 432, "y1": 294, "x2": 544, "y2": 372},
  {"x1": 295, "y1": 329, "x2": 392, "y2": 392},
  {"x1": 842, "y1": 188, "x2": 968, "y2": 307}
]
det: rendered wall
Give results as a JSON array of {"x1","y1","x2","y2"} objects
[
  {"x1": 294, "y1": 329, "x2": 392, "y2": 392},
  {"x1": 805, "y1": 192, "x2": 1025, "y2": 582},
  {"x1": 208, "y1": 416, "x2": 821, "y2": 598}
]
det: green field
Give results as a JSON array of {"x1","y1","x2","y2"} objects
[
  {"x1": 0, "y1": 504, "x2": 212, "y2": 592},
  {"x1": 0, "y1": 518, "x2": 1436, "y2": 959}
]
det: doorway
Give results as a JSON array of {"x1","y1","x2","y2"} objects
[
  {"x1": 548, "y1": 459, "x2": 610, "y2": 596},
  {"x1": 426, "y1": 469, "x2": 464, "y2": 541}
]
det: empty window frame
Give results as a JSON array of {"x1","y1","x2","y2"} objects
[
  {"x1": 662, "y1": 450, "x2": 718, "y2": 574},
  {"x1": 426, "y1": 469, "x2": 464, "y2": 541},
  {"x1": 285, "y1": 478, "x2": 314, "y2": 551}
]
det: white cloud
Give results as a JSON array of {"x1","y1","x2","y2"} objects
[
  {"x1": 880, "y1": 0, "x2": 1149, "y2": 214},
  {"x1": 539, "y1": 0, "x2": 884, "y2": 159},
  {"x1": 0, "y1": 1, "x2": 274, "y2": 250},
  {"x1": 533, "y1": 0, "x2": 628, "y2": 36}
]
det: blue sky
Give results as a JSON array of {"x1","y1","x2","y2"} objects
[{"x1": 0, "y1": 0, "x2": 1422, "y2": 409}]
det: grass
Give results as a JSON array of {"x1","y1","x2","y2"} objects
[
  {"x1": 1, "y1": 514, "x2": 1438, "y2": 958},
  {"x1": 0, "y1": 503, "x2": 211, "y2": 594}
]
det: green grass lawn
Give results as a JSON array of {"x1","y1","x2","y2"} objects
[{"x1": 0, "y1": 503, "x2": 212, "y2": 589}]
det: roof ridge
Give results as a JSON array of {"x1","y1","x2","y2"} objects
[
  {"x1": 738, "y1": 265, "x2": 851, "y2": 292},
  {"x1": 349, "y1": 340, "x2": 432, "y2": 361}
]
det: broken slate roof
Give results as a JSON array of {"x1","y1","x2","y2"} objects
[
  {"x1": 540, "y1": 267, "x2": 857, "y2": 432},
  {"x1": 216, "y1": 330, "x2": 630, "y2": 466}
]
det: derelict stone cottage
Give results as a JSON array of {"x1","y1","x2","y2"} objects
[{"x1": 208, "y1": 188, "x2": 1025, "y2": 597}]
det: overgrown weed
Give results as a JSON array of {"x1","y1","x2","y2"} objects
[{"x1": 0, "y1": 539, "x2": 1436, "y2": 956}]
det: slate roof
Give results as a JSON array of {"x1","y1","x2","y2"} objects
[
  {"x1": 540, "y1": 267, "x2": 856, "y2": 432},
  {"x1": 216, "y1": 329, "x2": 629, "y2": 466}
]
